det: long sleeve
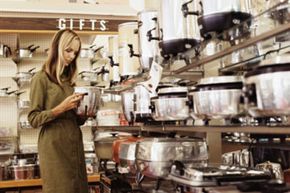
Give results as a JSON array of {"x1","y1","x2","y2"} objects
[{"x1": 28, "y1": 71, "x2": 56, "y2": 128}]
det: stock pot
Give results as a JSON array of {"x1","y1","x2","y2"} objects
[
  {"x1": 19, "y1": 45, "x2": 40, "y2": 58},
  {"x1": 135, "y1": 138, "x2": 208, "y2": 178},
  {"x1": 0, "y1": 44, "x2": 11, "y2": 58},
  {"x1": 244, "y1": 54, "x2": 290, "y2": 117},
  {"x1": 198, "y1": 0, "x2": 252, "y2": 38},
  {"x1": 74, "y1": 86, "x2": 101, "y2": 117},
  {"x1": 159, "y1": 0, "x2": 201, "y2": 57},
  {"x1": 151, "y1": 87, "x2": 190, "y2": 121},
  {"x1": 137, "y1": 10, "x2": 159, "y2": 70},
  {"x1": 121, "y1": 89, "x2": 135, "y2": 123},
  {"x1": 134, "y1": 84, "x2": 155, "y2": 122},
  {"x1": 190, "y1": 76, "x2": 244, "y2": 119},
  {"x1": 9, "y1": 164, "x2": 35, "y2": 180},
  {"x1": 118, "y1": 22, "x2": 141, "y2": 76},
  {"x1": 12, "y1": 68, "x2": 36, "y2": 87},
  {"x1": 119, "y1": 141, "x2": 139, "y2": 174}
]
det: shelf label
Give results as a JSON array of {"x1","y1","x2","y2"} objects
[{"x1": 58, "y1": 18, "x2": 107, "y2": 31}]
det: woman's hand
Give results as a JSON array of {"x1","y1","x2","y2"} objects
[{"x1": 51, "y1": 93, "x2": 84, "y2": 117}]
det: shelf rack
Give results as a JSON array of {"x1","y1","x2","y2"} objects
[
  {"x1": 0, "y1": 174, "x2": 100, "y2": 189},
  {"x1": 95, "y1": 125, "x2": 290, "y2": 135}
]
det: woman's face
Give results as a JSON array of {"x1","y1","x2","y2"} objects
[{"x1": 63, "y1": 39, "x2": 80, "y2": 66}]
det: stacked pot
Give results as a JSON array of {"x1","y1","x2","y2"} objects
[
  {"x1": 137, "y1": 10, "x2": 160, "y2": 71},
  {"x1": 158, "y1": 0, "x2": 201, "y2": 57},
  {"x1": 189, "y1": 76, "x2": 244, "y2": 120},
  {"x1": 135, "y1": 138, "x2": 208, "y2": 178},
  {"x1": 244, "y1": 54, "x2": 290, "y2": 117},
  {"x1": 151, "y1": 86, "x2": 191, "y2": 121},
  {"x1": 118, "y1": 22, "x2": 141, "y2": 77}
]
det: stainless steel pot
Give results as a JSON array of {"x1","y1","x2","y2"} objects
[
  {"x1": 198, "y1": 0, "x2": 253, "y2": 38},
  {"x1": 135, "y1": 138, "x2": 208, "y2": 178},
  {"x1": 97, "y1": 93, "x2": 122, "y2": 126},
  {"x1": 19, "y1": 45, "x2": 40, "y2": 58},
  {"x1": 74, "y1": 86, "x2": 101, "y2": 117},
  {"x1": 159, "y1": 0, "x2": 201, "y2": 57},
  {"x1": 190, "y1": 76, "x2": 244, "y2": 119},
  {"x1": 137, "y1": 10, "x2": 159, "y2": 70},
  {"x1": 244, "y1": 54, "x2": 290, "y2": 117},
  {"x1": 121, "y1": 89, "x2": 135, "y2": 123},
  {"x1": 118, "y1": 22, "x2": 141, "y2": 76},
  {"x1": 94, "y1": 133, "x2": 118, "y2": 160},
  {"x1": 9, "y1": 164, "x2": 35, "y2": 180},
  {"x1": 80, "y1": 45, "x2": 97, "y2": 58},
  {"x1": 12, "y1": 68, "x2": 36, "y2": 87},
  {"x1": 78, "y1": 70, "x2": 98, "y2": 82},
  {"x1": 134, "y1": 84, "x2": 154, "y2": 122},
  {"x1": 151, "y1": 87, "x2": 190, "y2": 121},
  {"x1": 0, "y1": 44, "x2": 11, "y2": 58},
  {"x1": 119, "y1": 141, "x2": 138, "y2": 174},
  {"x1": 256, "y1": 161, "x2": 283, "y2": 180}
]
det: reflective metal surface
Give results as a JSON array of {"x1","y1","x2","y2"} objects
[
  {"x1": 245, "y1": 71, "x2": 290, "y2": 117},
  {"x1": 121, "y1": 90, "x2": 134, "y2": 122},
  {"x1": 160, "y1": 0, "x2": 201, "y2": 41},
  {"x1": 190, "y1": 89, "x2": 243, "y2": 119},
  {"x1": 118, "y1": 22, "x2": 141, "y2": 76},
  {"x1": 152, "y1": 97, "x2": 190, "y2": 121},
  {"x1": 137, "y1": 10, "x2": 159, "y2": 70}
]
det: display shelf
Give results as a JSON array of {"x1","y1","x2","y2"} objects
[
  {"x1": 96, "y1": 125, "x2": 290, "y2": 135},
  {"x1": 174, "y1": 23, "x2": 290, "y2": 74},
  {"x1": 0, "y1": 174, "x2": 100, "y2": 189}
]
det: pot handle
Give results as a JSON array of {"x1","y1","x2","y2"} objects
[
  {"x1": 172, "y1": 160, "x2": 185, "y2": 176},
  {"x1": 146, "y1": 17, "x2": 161, "y2": 42},
  {"x1": 30, "y1": 46, "x2": 40, "y2": 53},
  {"x1": 182, "y1": 0, "x2": 200, "y2": 17},
  {"x1": 27, "y1": 44, "x2": 34, "y2": 49},
  {"x1": 4, "y1": 45, "x2": 12, "y2": 57},
  {"x1": 244, "y1": 83, "x2": 257, "y2": 106},
  {"x1": 28, "y1": 67, "x2": 36, "y2": 73},
  {"x1": 128, "y1": 44, "x2": 141, "y2": 58}
]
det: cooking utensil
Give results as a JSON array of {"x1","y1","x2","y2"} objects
[
  {"x1": 19, "y1": 45, "x2": 40, "y2": 58},
  {"x1": 189, "y1": 76, "x2": 244, "y2": 119},
  {"x1": 151, "y1": 87, "x2": 190, "y2": 121},
  {"x1": 0, "y1": 44, "x2": 12, "y2": 58},
  {"x1": 137, "y1": 10, "x2": 159, "y2": 70},
  {"x1": 74, "y1": 86, "x2": 101, "y2": 117},
  {"x1": 118, "y1": 22, "x2": 141, "y2": 76},
  {"x1": 12, "y1": 67, "x2": 36, "y2": 87},
  {"x1": 159, "y1": 0, "x2": 201, "y2": 57},
  {"x1": 135, "y1": 138, "x2": 208, "y2": 178},
  {"x1": 244, "y1": 54, "x2": 290, "y2": 117}
]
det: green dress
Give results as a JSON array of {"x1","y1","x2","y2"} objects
[{"x1": 28, "y1": 70, "x2": 88, "y2": 193}]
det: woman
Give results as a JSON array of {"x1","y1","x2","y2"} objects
[{"x1": 28, "y1": 29, "x2": 89, "y2": 193}]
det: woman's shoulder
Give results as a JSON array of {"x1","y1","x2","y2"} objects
[
  {"x1": 31, "y1": 70, "x2": 50, "y2": 85},
  {"x1": 33, "y1": 70, "x2": 47, "y2": 80}
]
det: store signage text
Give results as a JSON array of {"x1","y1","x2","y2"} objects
[{"x1": 58, "y1": 18, "x2": 107, "y2": 31}]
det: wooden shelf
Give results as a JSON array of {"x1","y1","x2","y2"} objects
[{"x1": 0, "y1": 174, "x2": 100, "y2": 189}]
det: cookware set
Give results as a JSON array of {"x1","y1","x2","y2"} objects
[{"x1": 120, "y1": 51, "x2": 290, "y2": 124}]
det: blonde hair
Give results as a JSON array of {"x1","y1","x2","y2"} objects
[{"x1": 43, "y1": 29, "x2": 81, "y2": 86}]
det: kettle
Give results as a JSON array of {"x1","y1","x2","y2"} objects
[{"x1": 0, "y1": 44, "x2": 12, "y2": 58}]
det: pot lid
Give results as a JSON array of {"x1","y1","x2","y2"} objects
[
  {"x1": 158, "y1": 87, "x2": 188, "y2": 95},
  {"x1": 259, "y1": 54, "x2": 290, "y2": 67},
  {"x1": 197, "y1": 76, "x2": 242, "y2": 85}
]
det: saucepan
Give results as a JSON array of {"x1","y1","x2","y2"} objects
[
  {"x1": 19, "y1": 45, "x2": 40, "y2": 58},
  {"x1": 135, "y1": 137, "x2": 209, "y2": 178},
  {"x1": 74, "y1": 86, "x2": 101, "y2": 117},
  {"x1": 12, "y1": 68, "x2": 36, "y2": 87}
]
